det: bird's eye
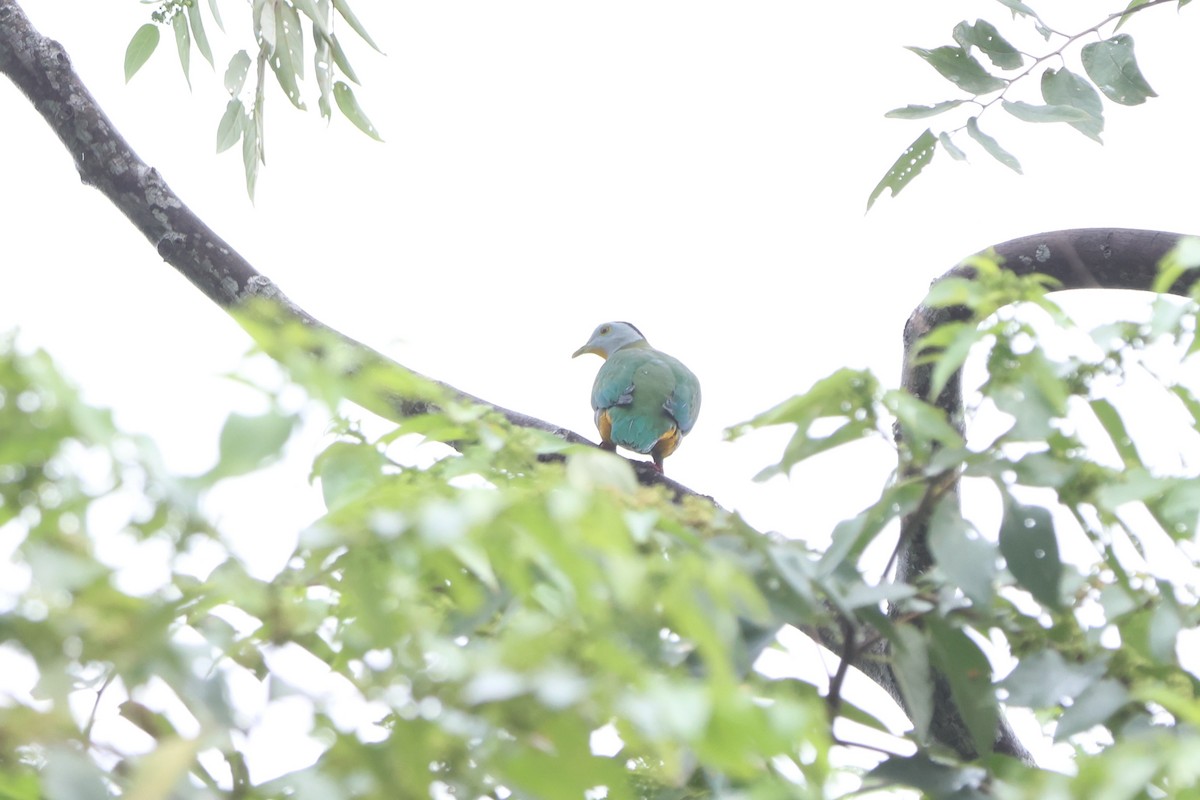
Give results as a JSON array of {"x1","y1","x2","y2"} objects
[{"x1": 599, "y1": 325, "x2": 610, "y2": 335}]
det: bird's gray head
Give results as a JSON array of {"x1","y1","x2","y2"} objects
[{"x1": 571, "y1": 321, "x2": 648, "y2": 360}]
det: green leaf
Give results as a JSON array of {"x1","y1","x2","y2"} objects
[
  {"x1": 256, "y1": 0, "x2": 276, "y2": 51},
  {"x1": 1000, "y1": 650, "x2": 1106, "y2": 707},
  {"x1": 315, "y1": 33, "x2": 334, "y2": 119},
  {"x1": 998, "y1": 501, "x2": 1063, "y2": 609},
  {"x1": 42, "y1": 747, "x2": 110, "y2": 800},
  {"x1": 928, "y1": 496, "x2": 996, "y2": 606},
  {"x1": 820, "y1": 481, "x2": 925, "y2": 575},
  {"x1": 1055, "y1": 678, "x2": 1130, "y2": 740},
  {"x1": 124, "y1": 24, "x2": 160, "y2": 83},
  {"x1": 1151, "y1": 235, "x2": 1200, "y2": 293},
  {"x1": 729, "y1": 368, "x2": 879, "y2": 479},
  {"x1": 967, "y1": 116, "x2": 1022, "y2": 173},
  {"x1": 866, "y1": 755, "x2": 989, "y2": 798},
  {"x1": 1170, "y1": 384, "x2": 1200, "y2": 436},
  {"x1": 906, "y1": 46, "x2": 1007, "y2": 94},
  {"x1": 334, "y1": 81, "x2": 383, "y2": 141},
  {"x1": 268, "y1": 3, "x2": 306, "y2": 109},
  {"x1": 208, "y1": 408, "x2": 296, "y2": 481},
  {"x1": 172, "y1": 12, "x2": 191, "y2": 89},
  {"x1": 1147, "y1": 601, "x2": 1183, "y2": 662},
  {"x1": 334, "y1": 0, "x2": 383, "y2": 52},
  {"x1": 938, "y1": 131, "x2": 967, "y2": 161},
  {"x1": 315, "y1": 441, "x2": 387, "y2": 510},
  {"x1": 867, "y1": 129, "x2": 937, "y2": 210},
  {"x1": 884, "y1": 389, "x2": 965, "y2": 456},
  {"x1": 1081, "y1": 34, "x2": 1157, "y2": 106},
  {"x1": 123, "y1": 737, "x2": 201, "y2": 800},
  {"x1": 224, "y1": 50, "x2": 252, "y2": 95},
  {"x1": 327, "y1": 33, "x2": 361, "y2": 84},
  {"x1": 885, "y1": 100, "x2": 964, "y2": 119},
  {"x1": 187, "y1": 3, "x2": 214, "y2": 67},
  {"x1": 927, "y1": 620, "x2": 999, "y2": 756},
  {"x1": 1001, "y1": 99, "x2": 1094, "y2": 123},
  {"x1": 1090, "y1": 398, "x2": 1143, "y2": 468},
  {"x1": 216, "y1": 99, "x2": 245, "y2": 153},
  {"x1": 1040, "y1": 67, "x2": 1105, "y2": 142},
  {"x1": 281, "y1": 2, "x2": 306, "y2": 80},
  {"x1": 953, "y1": 19, "x2": 1022, "y2": 70},
  {"x1": 207, "y1": 0, "x2": 225, "y2": 32},
  {"x1": 994, "y1": 0, "x2": 1039, "y2": 17},
  {"x1": 913, "y1": 320, "x2": 989, "y2": 402},
  {"x1": 292, "y1": 0, "x2": 332, "y2": 38},
  {"x1": 1116, "y1": 0, "x2": 1150, "y2": 31},
  {"x1": 890, "y1": 624, "x2": 935, "y2": 745}
]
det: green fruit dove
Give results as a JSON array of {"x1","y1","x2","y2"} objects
[{"x1": 572, "y1": 321, "x2": 701, "y2": 473}]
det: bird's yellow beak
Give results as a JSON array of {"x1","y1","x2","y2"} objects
[{"x1": 572, "y1": 344, "x2": 606, "y2": 359}]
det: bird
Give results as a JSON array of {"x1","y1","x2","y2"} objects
[{"x1": 572, "y1": 321, "x2": 701, "y2": 473}]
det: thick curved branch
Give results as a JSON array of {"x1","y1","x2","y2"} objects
[
  {"x1": 888, "y1": 227, "x2": 1198, "y2": 762},
  {"x1": 0, "y1": 0, "x2": 701, "y2": 499},
  {"x1": 900, "y1": 228, "x2": 1195, "y2": 579}
]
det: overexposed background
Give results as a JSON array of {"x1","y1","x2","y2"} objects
[{"x1": 3, "y1": 0, "x2": 1199, "y2": 782}]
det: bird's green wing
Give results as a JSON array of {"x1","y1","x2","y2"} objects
[
  {"x1": 663, "y1": 356, "x2": 701, "y2": 435},
  {"x1": 593, "y1": 349, "x2": 675, "y2": 454},
  {"x1": 591, "y1": 351, "x2": 639, "y2": 414}
]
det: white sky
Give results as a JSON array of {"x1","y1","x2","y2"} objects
[{"x1": 4, "y1": 0, "x2": 1200, "y2": 782}]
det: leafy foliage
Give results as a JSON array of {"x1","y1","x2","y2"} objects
[
  {"x1": 124, "y1": 0, "x2": 383, "y2": 197},
  {"x1": 3, "y1": 244, "x2": 1200, "y2": 797},
  {"x1": 872, "y1": 0, "x2": 1185, "y2": 207}
]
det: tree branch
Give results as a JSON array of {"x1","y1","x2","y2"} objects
[
  {"x1": 8, "y1": 0, "x2": 1199, "y2": 769},
  {"x1": 0, "y1": 0, "x2": 702, "y2": 499},
  {"x1": 889, "y1": 227, "x2": 1198, "y2": 763}
]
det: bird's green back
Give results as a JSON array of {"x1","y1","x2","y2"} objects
[{"x1": 591, "y1": 344, "x2": 700, "y2": 454}]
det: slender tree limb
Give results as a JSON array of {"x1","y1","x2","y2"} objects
[{"x1": 0, "y1": 0, "x2": 703, "y2": 499}]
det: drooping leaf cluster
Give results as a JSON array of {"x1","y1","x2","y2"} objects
[
  {"x1": 869, "y1": 0, "x2": 1189, "y2": 209},
  {"x1": 2, "y1": 244, "x2": 1200, "y2": 798},
  {"x1": 124, "y1": 0, "x2": 382, "y2": 198}
]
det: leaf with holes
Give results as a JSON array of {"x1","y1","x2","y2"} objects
[
  {"x1": 867, "y1": 129, "x2": 937, "y2": 210},
  {"x1": 1081, "y1": 34, "x2": 1157, "y2": 105},
  {"x1": 953, "y1": 19, "x2": 1022, "y2": 70},
  {"x1": 334, "y1": 82, "x2": 384, "y2": 141},
  {"x1": 224, "y1": 51, "x2": 252, "y2": 96},
  {"x1": 999, "y1": 501, "x2": 1062, "y2": 609}
]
